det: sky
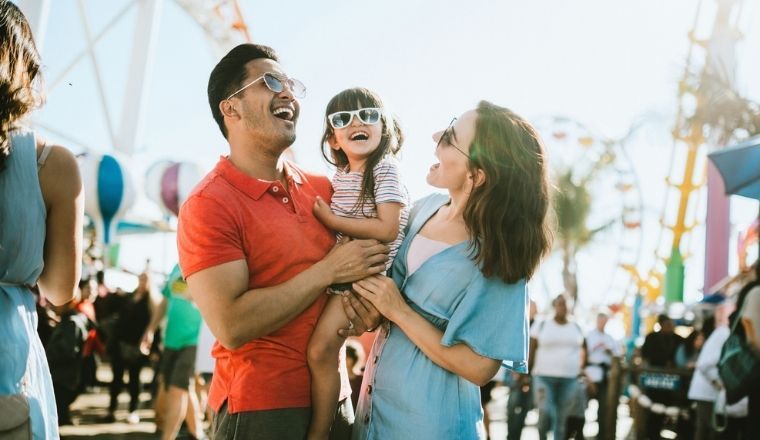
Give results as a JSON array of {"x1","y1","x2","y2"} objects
[{"x1": 21, "y1": 0, "x2": 760, "y2": 317}]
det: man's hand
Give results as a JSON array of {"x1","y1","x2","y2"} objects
[
  {"x1": 338, "y1": 292, "x2": 383, "y2": 337},
  {"x1": 322, "y1": 238, "x2": 389, "y2": 285}
]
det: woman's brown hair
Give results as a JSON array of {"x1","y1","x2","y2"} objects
[
  {"x1": 463, "y1": 100, "x2": 553, "y2": 283},
  {"x1": 0, "y1": 0, "x2": 43, "y2": 171},
  {"x1": 320, "y1": 87, "x2": 403, "y2": 216}
]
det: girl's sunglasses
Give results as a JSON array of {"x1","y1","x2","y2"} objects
[
  {"x1": 226, "y1": 72, "x2": 306, "y2": 100},
  {"x1": 327, "y1": 107, "x2": 382, "y2": 129}
]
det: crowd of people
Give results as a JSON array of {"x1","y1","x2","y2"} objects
[{"x1": 2, "y1": 1, "x2": 759, "y2": 439}]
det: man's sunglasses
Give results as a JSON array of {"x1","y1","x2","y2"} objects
[
  {"x1": 327, "y1": 107, "x2": 382, "y2": 129},
  {"x1": 226, "y1": 72, "x2": 306, "y2": 100}
]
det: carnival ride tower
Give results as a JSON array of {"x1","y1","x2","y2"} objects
[{"x1": 626, "y1": 0, "x2": 744, "y2": 336}]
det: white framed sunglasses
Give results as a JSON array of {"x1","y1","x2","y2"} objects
[
  {"x1": 226, "y1": 72, "x2": 306, "y2": 100},
  {"x1": 327, "y1": 107, "x2": 383, "y2": 129}
]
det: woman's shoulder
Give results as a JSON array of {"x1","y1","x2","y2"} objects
[
  {"x1": 414, "y1": 193, "x2": 449, "y2": 209},
  {"x1": 37, "y1": 141, "x2": 82, "y2": 206}
]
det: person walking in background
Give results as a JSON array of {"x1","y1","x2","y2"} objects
[
  {"x1": 529, "y1": 295, "x2": 586, "y2": 440},
  {"x1": 688, "y1": 302, "x2": 747, "y2": 440},
  {"x1": 585, "y1": 311, "x2": 619, "y2": 439},
  {"x1": 45, "y1": 293, "x2": 89, "y2": 426},
  {"x1": 145, "y1": 264, "x2": 204, "y2": 440},
  {"x1": 642, "y1": 314, "x2": 683, "y2": 368},
  {"x1": 641, "y1": 314, "x2": 685, "y2": 439},
  {"x1": 0, "y1": 1, "x2": 84, "y2": 437},
  {"x1": 733, "y1": 275, "x2": 760, "y2": 436},
  {"x1": 105, "y1": 272, "x2": 159, "y2": 424}
]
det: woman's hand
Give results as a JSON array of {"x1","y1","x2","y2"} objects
[
  {"x1": 352, "y1": 275, "x2": 410, "y2": 322},
  {"x1": 338, "y1": 293, "x2": 384, "y2": 337},
  {"x1": 312, "y1": 196, "x2": 336, "y2": 229}
]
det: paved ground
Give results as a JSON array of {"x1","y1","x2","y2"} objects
[{"x1": 60, "y1": 367, "x2": 635, "y2": 439}]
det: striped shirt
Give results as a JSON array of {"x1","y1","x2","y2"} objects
[{"x1": 331, "y1": 158, "x2": 409, "y2": 269}]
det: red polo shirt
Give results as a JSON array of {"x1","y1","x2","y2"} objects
[{"x1": 177, "y1": 157, "x2": 348, "y2": 413}]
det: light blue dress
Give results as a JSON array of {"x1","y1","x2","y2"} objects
[
  {"x1": 353, "y1": 194, "x2": 529, "y2": 440},
  {"x1": 0, "y1": 131, "x2": 59, "y2": 439}
]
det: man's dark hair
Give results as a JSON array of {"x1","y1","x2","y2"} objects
[{"x1": 207, "y1": 43, "x2": 279, "y2": 138}]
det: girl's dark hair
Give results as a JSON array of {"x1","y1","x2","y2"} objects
[
  {"x1": 463, "y1": 100, "x2": 553, "y2": 283},
  {"x1": 320, "y1": 87, "x2": 403, "y2": 216},
  {"x1": 0, "y1": 0, "x2": 43, "y2": 171}
]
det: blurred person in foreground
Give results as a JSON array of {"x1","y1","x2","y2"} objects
[{"x1": 0, "y1": 1, "x2": 84, "y2": 437}]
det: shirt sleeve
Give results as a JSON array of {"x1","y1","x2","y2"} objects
[
  {"x1": 177, "y1": 194, "x2": 246, "y2": 279},
  {"x1": 440, "y1": 274, "x2": 529, "y2": 373},
  {"x1": 373, "y1": 160, "x2": 408, "y2": 206}
]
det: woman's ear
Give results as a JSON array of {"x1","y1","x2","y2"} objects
[{"x1": 471, "y1": 168, "x2": 486, "y2": 188}]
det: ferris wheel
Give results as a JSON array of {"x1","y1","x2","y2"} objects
[
  {"x1": 534, "y1": 116, "x2": 644, "y2": 306},
  {"x1": 15, "y1": 0, "x2": 252, "y2": 263},
  {"x1": 18, "y1": 0, "x2": 251, "y2": 156}
]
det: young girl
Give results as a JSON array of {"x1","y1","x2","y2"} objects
[{"x1": 307, "y1": 87, "x2": 409, "y2": 439}]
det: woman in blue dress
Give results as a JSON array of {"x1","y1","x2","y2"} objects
[
  {"x1": 0, "y1": 2, "x2": 84, "y2": 438},
  {"x1": 350, "y1": 101, "x2": 552, "y2": 439}
]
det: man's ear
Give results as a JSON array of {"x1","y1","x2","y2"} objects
[{"x1": 220, "y1": 100, "x2": 238, "y2": 120}]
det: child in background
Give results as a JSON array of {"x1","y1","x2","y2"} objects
[{"x1": 307, "y1": 87, "x2": 409, "y2": 439}]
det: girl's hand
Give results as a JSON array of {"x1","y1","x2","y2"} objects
[
  {"x1": 352, "y1": 275, "x2": 409, "y2": 322},
  {"x1": 312, "y1": 196, "x2": 336, "y2": 228}
]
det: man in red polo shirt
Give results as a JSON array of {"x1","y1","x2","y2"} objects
[{"x1": 177, "y1": 44, "x2": 388, "y2": 439}]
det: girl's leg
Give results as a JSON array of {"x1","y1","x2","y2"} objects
[{"x1": 306, "y1": 294, "x2": 349, "y2": 440}]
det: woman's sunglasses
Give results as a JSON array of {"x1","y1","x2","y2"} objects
[
  {"x1": 226, "y1": 72, "x2": 306, "y2": 100},
  {"x1": 327, "y1": 107, "x2": 382, "y2": 129}
]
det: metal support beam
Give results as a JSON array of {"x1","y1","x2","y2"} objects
[
  {"x1": 116, "y1": 0, "x2": 164, "y2": 155},
  {"x1": 17, "y1": 0, "x2": 50, "y2": 53}
]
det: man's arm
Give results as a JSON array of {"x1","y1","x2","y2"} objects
[{"x1": 187, "y1": 239, "x2": 388, "y2": 349}]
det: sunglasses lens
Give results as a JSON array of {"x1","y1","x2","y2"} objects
[
  {"x1": 358, "y1": 108, "x2": 381, "y2": 125},
  {"x1": 329, "y1": 112, "x2": 352, "y2": 129},
  {"x1": 263, "y1": 74, "x2": 284, "y2": 93},
  {"x1": 288, "y1": 79, "x2": 306, "y2": 98}
]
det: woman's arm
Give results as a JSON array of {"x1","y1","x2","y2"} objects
[
  {"x1": 37, "y1": 144, "x2": 84, "y2": 306},
  {"x1": 313, "y1": 197, "x2": 402, "y2": 242},
  {"x1": 353, "y1": 275, "x2": 500, "y2": 386}
]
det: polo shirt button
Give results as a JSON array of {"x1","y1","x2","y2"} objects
[
  {"x1": 272, "y1": 186, "x2": 279, "y2": 192},
  {"x1": 367, "y1": 385, "x2": 372, "y2": 394},
  {"x1": 374, "y1": 356, "x2": 379, "y2": 364},
  {"x1": 365, "y1": 415, "x2": 370, "y2": 423},
  {"x1": 282, "y1": 197, "x2": 289, "y2": 203}
]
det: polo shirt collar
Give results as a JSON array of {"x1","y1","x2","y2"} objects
[{"x1": 216, "y1": 156, "x2": 303, "y2": 201}]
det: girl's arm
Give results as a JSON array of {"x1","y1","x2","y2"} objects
[
  {"x1": 313, "y1": 197, "x2": 402, "y2": 242},
  {"x1": 353, "y1": 275, "x2": 500, "y2": 386}
]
